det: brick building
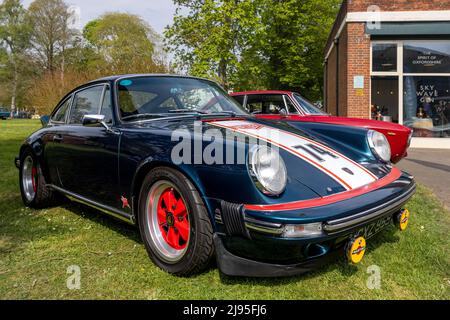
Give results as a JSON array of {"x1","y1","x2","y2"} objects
[{"x1": 324, "y1": 0, "x2": 450, "y2": 148}]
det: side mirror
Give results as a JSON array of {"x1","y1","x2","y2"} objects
[
  {"x1": 82, "y1": 114, "x2": 105, "y2": 127},
  {"x1": 40, "y1": 115, "x2": 50, "y2": 127},
  {"x1": 82, "y1": 114, "x2": 117, "y2": 134}
]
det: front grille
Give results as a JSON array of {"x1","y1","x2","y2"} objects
[{"x1": 220, "y1": 201, "x2": 250, "y2": 239}]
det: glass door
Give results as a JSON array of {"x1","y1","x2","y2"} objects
[{"x1": 371, "y1": 76, "x2": 399, "y2": 122}]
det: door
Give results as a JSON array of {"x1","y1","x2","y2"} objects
[
  {"x1": 57, "y1": 84, "x2": 120, "y2": 208},
  {"x1": 43, "y1": 96, "x2": 72, "y2": 186},
  {"x1": 371, "y1": 76, "x2": 399, "y2": 122}
]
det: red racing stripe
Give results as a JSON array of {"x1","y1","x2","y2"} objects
[{"x1": 244, "y1": 167, "x2": 402, "y2": 212}]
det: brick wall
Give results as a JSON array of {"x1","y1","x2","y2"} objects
[
  {"x1": 338, "y1": 25, "x2": 348, "y2": 116},
  {"x1": 346, "y1": 22, "x2": 370, "y2": 118},
  {"x1": 324, "y1": 0, "x2": 450, "y2": 118},
  {"x1": 325, "y1": 0, "x2": 450, "y2": 55},
  {"x1": 347, "y1": 0, "x2": 450, "y2": 12}
]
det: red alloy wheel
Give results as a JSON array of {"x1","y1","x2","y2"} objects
[{"x1": 156, "y1": 187, "x2": 189, "y2": 250}]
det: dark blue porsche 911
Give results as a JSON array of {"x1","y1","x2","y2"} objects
[{"x1": 16, "y1": 74, "x2": 415, "y2": 277}]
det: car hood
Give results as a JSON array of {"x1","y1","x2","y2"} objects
[
  {"x1": 257, "y1": 114, "x2": 410, "y2": 133},
  {"x1": 123, "y1": 116, "x2": 389, "y2": 199}
]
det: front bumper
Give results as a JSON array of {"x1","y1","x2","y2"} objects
[{"x1": 214, "y1": 170, "x2": 416, "y2": 277}]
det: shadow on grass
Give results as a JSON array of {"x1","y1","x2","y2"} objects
[
  {"x1": 61, "y1": 201, "x2": 220, "y2": 275},
  {"x1": 60, "y1": 201, "x2": 140, "y2": 242}
]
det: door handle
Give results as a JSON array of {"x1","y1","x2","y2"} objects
[{"x1": 53, "y1": 134, "x2": 63, "y2": 142}]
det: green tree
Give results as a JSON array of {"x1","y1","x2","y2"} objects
[
  {"x1": 0, "y1": 0, "x2": 31, "y2": 111},
  {"x1": 252, "y1": 0, "x2": 341, "y2": 100},
  {"x1": 27, "y1": 0, "x2": 77, "y2": 73},
  {"x1": 165, "y1": 0, "x2": 259, "y2": 89},
  {"x1": 166, "y1": 0, "x2": 340, "y2": 100},
  {"x1": 83, "y1": 12, "x2": 166, "y2": 74}
]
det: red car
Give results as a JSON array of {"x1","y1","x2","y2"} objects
[{"x1": 230, "y1": 90, "x2": 412, "y2": 163}]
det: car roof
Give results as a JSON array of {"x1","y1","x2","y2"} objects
[
  {"x1": 230, "y1": 90, "x2": 294, "y2": 96},
  {"x1": 89, "y1": 73, "x2": 216, "y2": 84}
]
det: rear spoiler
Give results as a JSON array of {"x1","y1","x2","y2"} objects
[{"x1": 40, "y1": 115, "x2": 49, "y2": 127}]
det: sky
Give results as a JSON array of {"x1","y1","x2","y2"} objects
[{"x1": 21, "y1": 0, "x2": 177, "y2": 35}]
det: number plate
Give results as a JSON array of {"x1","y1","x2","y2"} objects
[{"x1": 355, "y1": 215, "x2": 392, "y2": 239}]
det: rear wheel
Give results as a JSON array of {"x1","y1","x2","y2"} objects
[
  {"x1": 19, "y1": 149, "x2": 58, "y2": 208},
  {"x1": 138, "y1": 167, "x2": 214, "y2": 276}
]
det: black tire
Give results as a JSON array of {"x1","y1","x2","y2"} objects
[
  {"x1": 138, "y1": 167, "x2": 214, "y2": 276},
  {"x1": 19, "y1": 149, "x2": 58, "y2": 209}
]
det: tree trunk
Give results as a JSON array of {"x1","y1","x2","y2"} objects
[
  {"x1": 10, "y1": 56, "x2": 18, "y2": 116},
  {"x1": 60, "y1": 47, "x2": 65, "y2": 94}
]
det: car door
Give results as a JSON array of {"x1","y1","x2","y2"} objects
[
  {"x1": 57, "y1": 84, "x2": 120, "y2": 208},
  {"x1": 43, "y1": 96, "x2": 73, "y2": 186}
]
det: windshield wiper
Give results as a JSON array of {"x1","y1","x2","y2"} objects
[
  {"x1": 211, "y1": 111, "x2": 237, "y2": 117},
  {"x1": 167, "y1": 109, "x2": 209, "y2": 114},
  {"x1": 122, "y1": 110, "x2": 242, "y2": 122},
  {"x1": 121, "y1": 113, "x2": 165, "y2": 121},
  {"x1": 168, "y1": 109, "x2": 239, "y2": 117}
]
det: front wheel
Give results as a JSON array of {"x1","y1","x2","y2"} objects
[{"x1": 138, "y1": 167, "x2": 214, "y2": 276}]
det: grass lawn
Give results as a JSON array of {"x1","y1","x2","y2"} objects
[{"x1": 0, "y1": 119, "x2": 449, "y2": 300}]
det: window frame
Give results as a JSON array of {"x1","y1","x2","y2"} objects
[
  {"x1": 99, "y1": 84, "x2": 114, "y2": 124},
  {"x1": 67, "y1": 83, "x2": 108, "y2": 126},
  {"x1": 49, "y1": 95, "x2": 73, "y2": 125},
  {"x1": 371, "y1": 43, "x2": 399, "y2": 74},
  {"x1": 370, "y1": 40, "x2": 450, "y2": 124}
]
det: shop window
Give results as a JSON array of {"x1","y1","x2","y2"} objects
[
  {"x1": 371, "y1": 76, "x2": 399, "y2": 122},
  {"x1": 404, "y1": 41, "x2": 450, "y2": 74},
  {"x1": 372, "y1": 43, "x2": 397, "y2": 72},
  {"x1": 403, "y1": 76, "x2": 450, "y2": 138}
]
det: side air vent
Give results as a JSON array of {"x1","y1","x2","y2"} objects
[{"x1": 220, "y1": 201, "x2": 250, "y2": 239}]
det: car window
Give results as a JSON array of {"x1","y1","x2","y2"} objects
[
  {"x1": 232, "y1": 95, "x2": 245, "y2": 106},
  {"x1": 159, "y1": 97, "x2": 178, "y2": 109},
  {"x1": 69, "y1": 86, "x2": 104, "y2": 124},
  {"x1": 293, "y1": 93, "x2": 325, "y2": 115},
  {"x1": 247, "y1": 101, "x2": 262, "y2": 114},
  {"x1": 51, "y1": 98, "x2": 71, "y2": 123},
  {"x1": 246, "y1": 94, "x2": 288, "y2": 115},
  {"x1": 100, "y1": 86, "x2": 113, "y2": 124},
  {"x1": 119, "y1": 90, "x2": 158, "y2": 114},
  {"x1": 176, "y1": 87, "x2": 219, "y2": 111},
  {"x1": 117, "y1": 77, "x2": 247, "y2": 121}
]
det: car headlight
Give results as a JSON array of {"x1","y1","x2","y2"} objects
[
  {"x1": 367, "y1": 130, "x2": 391, "y2": 162},
  {"x1": 248, "y1": 145, "x2": 287, "y2": 196}
]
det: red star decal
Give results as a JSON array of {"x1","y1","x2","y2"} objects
[{"x1": 121, "y1": 196, "x2": 131, "y2": 209}]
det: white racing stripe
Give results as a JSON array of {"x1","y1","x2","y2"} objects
[{"x1": 209, "y1": 120, "x2": 377, "y2": 190}]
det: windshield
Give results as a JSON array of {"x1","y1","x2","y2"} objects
[
  {"x1": 117, "y1": 76, "x2": 248, "y2": 121},
  {"x1": 293, "y1": 93, "x2": 325, "y2": 115}
]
